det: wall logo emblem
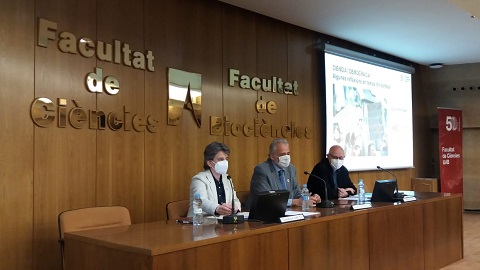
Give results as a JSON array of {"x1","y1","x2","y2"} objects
[{"x1": 168, "y1": 68, "x2": 202, "y2": 127}]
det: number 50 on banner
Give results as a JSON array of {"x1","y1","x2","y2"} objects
[{"x1": 445, "y1": 116, "x2": 461, "y2": 131}]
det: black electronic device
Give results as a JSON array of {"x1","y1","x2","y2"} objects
[
  {"x1": 248, "y1": 190, "x2": 290, "y2": 223},
  {"x1": 370, "y1": 179, "x2": 398, "y2": 202},
  {"x1": 376, "y1": 166, "x2": 405, "y2": 201}
]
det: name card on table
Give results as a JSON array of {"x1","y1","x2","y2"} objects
[
  {"x1": 350, "y1": 203, "x2": 372, "y2": 210},
  {"x1": 402, "y1": 196, "x2": 417, "y2": 202},
  {"x1": 279, "y1": 214, "x2": 305, "y2": 223}
]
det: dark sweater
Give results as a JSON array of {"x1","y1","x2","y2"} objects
[{"x1": 307, "y1": 158, "x2": 357, "y2": 200}]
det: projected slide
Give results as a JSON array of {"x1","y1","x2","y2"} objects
[{"x1": 325, "y1": 52, "x2": 413, "y2": 171}]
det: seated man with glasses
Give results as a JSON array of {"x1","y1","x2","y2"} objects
[
  {"x1": 307, "y1": 145, "x2": 357, "y2": 200},
  {"x1": 248, "y1": 138, "x2": 321, "y2": 209}
]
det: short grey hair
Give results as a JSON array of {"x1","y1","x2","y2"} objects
[
  {"x1": 269, "y1": 138, "x2": 289, "y2": 155},
  {"x1": 203, "y1": 141, "x2": 230, "y2": 170}
]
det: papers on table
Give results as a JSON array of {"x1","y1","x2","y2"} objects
[
  {"x1": 339, "y1": 193, "x2": 372, "y2": 201},
  {"x1": 339, "y1": 190, "x2": 416, "y2": 201},
  {"x1": 400, "y1": 190, "x2": 415, "y2": 196},
  {"x1": 285, "y1": 210, "x2": 320, "y2": 217},
  {"x1": 205, "y1": 210, "x2": 320, "y2": 220},
  {"x1": 205, "y1": 212, "x2": 250, "y2": 220}
]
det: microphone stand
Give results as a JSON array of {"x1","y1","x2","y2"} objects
[
  {"x1": 223, "y1": 175, "x2": 245, "y2": 224},
  {"x1": 304, "y1": 171, "x2": 334, "y2": 208},
  {"x1": 376, "y1": 166, "x2": 404, "y2": 201}
]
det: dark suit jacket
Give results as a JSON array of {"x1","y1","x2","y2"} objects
[
  {"x1": 307, "y1": 158, "x2": 357, "y2": 200},
  {"x1": 247, "y1": 159, "x2": 301, "y2": 209}
]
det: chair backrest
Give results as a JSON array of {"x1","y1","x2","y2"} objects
[
  {"x1": 58, "y1": 206, "x2": 131, "y2": 269},
  {"x1": 58, "y1": 206, "x2": 131, "y2": 237},
  {"x1": 236, "y1": 191, "x2": 250, "y2": 210},
  {"x1": 166, "y1": 200, "x2": 190, "y2": 220},
  {"x1": 411, "y1": 178, "x2": 438, "y2": 192}
]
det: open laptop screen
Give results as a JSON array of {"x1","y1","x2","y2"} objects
[
  {"x1": 370, "y1": 179, "x2": 397, "y2": 202},
  {"x1": 248, "y1": 190, "x2": 290, "y2": 223}
]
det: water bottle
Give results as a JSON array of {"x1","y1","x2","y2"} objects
[
  {"x1": 301, "y1": 184, "x2": 310, "y2": 211},
  {"x1": 192, "y1": 224, "x2": 203, "y2": 240},
  {"x1": 358, "y1": 179, "x2": 365, "y2": 204},
  {"x1": 193, "y1": 193, "x2": 203, "y2": 225}
]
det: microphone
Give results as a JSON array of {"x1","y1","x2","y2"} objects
[
  {"x1": 228, "y1": 176, "x2": 235, "y2": 216},
  {"x1": 303, "y1": 171, "x2": 334, "y2": 208},
  {"x1": 376, "y1": 166, "x2": 404, "y2": 201},
  {"x1": 222, "y1": 175, "x2": 245, "y2": 224}
]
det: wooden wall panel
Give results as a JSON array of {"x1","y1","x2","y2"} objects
[
  {"x1": 67, "y1": 229, "x2": 289, "y2": 270},
  {"x1": 34, "y1": 1, "x2": 97, "y2": 269},
  {"x1": 423, "y1": 196, "x2": 463, "y2": 269},
  {"x1": 0, "y1": 1, "x2": 34, "y2": 270},
  {"x1": 255, "y1": 16, "x2": 289, "y2": 162},
  {"x1": 289, "y1": 213, "x2": 370, "y2": 269},
  {"x1": 369, "y1": 204, "x2": 424, "y2": 270},
  {"x1": 166, "y1": 0, "x2": 223, "y2": 213},
  {"x1": 222, "y1": 5, "x2": 259, "y2": 192},
  {"x1": 95, "y1": 0, "x2": 146, "y2": 224},
  {"x1": 65, "y1": 240, "x2": 151, "y2": 270},
  {"x1": 354, "y1": 169, "x2": 413, "y2": 192},
  {"x1": 287, "y1": 26, "x2": 318, "y2": 185},
  {"x1": 143, "y1": 0, "x2": 223, "y2": 222},
  {"x1": 143, "y1": 0, "x2": 175, "y2": 222},
  {"x1": 411, "y1": 71, "x2": 434, "y2": 178}
]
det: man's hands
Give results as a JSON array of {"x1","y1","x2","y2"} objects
[
  {"x1": 292, "y1": 193, "x2": 321, "y2": 207},
  {"x1": 338, "y1": 187, "x2": 356, "y2": 198},
  {"x1": 215, "y1": 203, "x2": 237, "y2": 216},
  {"x1": 310, "y1": 193, "x2": 321, "y2": 204},
  {"x1": 292, "y1": 198, "x2": 303, "y2": 207}
]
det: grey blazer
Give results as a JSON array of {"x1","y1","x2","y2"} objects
[
  {"x1": 247, "y1": 159, "x2": 301, "y2": 209},
  {"x1": 188, "y1": 170, "x2": 241, "y2": 217}
]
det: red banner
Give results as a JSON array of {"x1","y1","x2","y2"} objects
[{"x1": 438, "y1": 108, "x2": 463, "y2": 193}]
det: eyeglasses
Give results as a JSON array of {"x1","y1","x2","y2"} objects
[{"x1": 328, "y1": 154, "x2": 345, "y2": 160}]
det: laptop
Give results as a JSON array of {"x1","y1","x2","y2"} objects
[
  {"x1": 370, "y1": 179, "x2": 397, "y2": 202},
  {"x1": 248, "y1": 190, "x2": 290, "y2": 223}
]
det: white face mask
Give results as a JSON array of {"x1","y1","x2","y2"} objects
[
  {"x1": 277, "y1": 155, "x2": 291, "y2": 168},
  {"x1": 213, "y1": 160, "x2": 228, "y2": 175},
  {"x1": 330, "y1": 158, "x2": 344, "y2": 171}
]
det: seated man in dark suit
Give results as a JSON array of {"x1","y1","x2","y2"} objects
[
  {"x1": 248, "y1": 138, "x2": 320, "y2": 208},
  {"x1": 307, "y1": 145, "x2": 357, "y2": 200}
]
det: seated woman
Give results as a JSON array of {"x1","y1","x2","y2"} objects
[{"x1": 187, "y1": 141, "x2": 241, "y2": 217}]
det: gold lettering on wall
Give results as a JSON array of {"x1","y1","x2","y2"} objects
[
  {"x1": 33, "y1": 17, "x2": 312, "y2": 138},
  {"x1": 228, "y1": 68, "x2": 299, "y2": 95},
  {"x1": 30, "y1": 98, "x2": 55, "y2": 127},
  {"x1": 30, "y1": 97, "x2": 159, "y2": 133},
  {"x1": 86, "y1": 67, "x2": 120, "y2": 95},
  {"x1": 37, "y1": 18, "x2": 155, "y2": 72},
  {"x1": 256, "y1": 97, "x2": 277, "y2": 114},
  {"x1": 210, "y1": 116, "x2": 312, "y2": 139}
]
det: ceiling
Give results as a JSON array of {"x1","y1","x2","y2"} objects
[{"x1": 218, "y1": 0, "x2": 480, "y2": 67}]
